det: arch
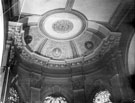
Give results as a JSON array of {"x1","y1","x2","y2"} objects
[
  {"x1": 43, "y1": 93, "x2": 68, "y2": 103},
  {"x1": 41, "y1": 85, "x2": 72, "y2": 103}
]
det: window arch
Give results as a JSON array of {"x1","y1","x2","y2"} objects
[{"x1": 43, "y1": 95, "x2": 68, "y2": 103}]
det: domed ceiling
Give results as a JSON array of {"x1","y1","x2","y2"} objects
[
  {"x1": 26, "y1": 9, "x2": 101, "y2": 60},
  {"x1": 8, "y1": 0, "x2": 122, "y2": 69}
]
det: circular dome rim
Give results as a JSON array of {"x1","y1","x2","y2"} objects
[{"x1": 38, "y1": 8, "x2": 88, "y2": 41}]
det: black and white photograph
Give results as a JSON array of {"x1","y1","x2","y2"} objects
[{"x1": 0, "y1": 0, "x2": 135, "y2": 103}]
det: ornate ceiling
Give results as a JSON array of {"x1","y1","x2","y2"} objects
[
  {"x1": 2, "y1": 1, "x2": 135, "y2": 102},
  {"x1": 8, "y1": 7, "x2": 121, "y2": 69}
]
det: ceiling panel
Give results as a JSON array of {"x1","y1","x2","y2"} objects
[
  {"x1": 73, "y1": 0, "x2": 121, "y2": 22},
  {"x1": 19, "y1": 0, "x2": 67, "y2": 15},
  {"x1": 19, "y1": 0, "x2": 122, "y2": 22}
]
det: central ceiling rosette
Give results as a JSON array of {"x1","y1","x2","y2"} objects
[{"x1": 38, "y1": 9, "x2": 87, "y2": 40}]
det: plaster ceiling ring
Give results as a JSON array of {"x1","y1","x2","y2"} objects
[{"x1": 38, "y1": 9, "x2": 88, "y2": 41}]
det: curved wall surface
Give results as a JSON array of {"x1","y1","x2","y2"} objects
[{"x1": 128, "y1": 34, "x2": 135, "y2": 75}]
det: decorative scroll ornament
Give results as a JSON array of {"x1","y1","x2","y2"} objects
[{"x1": 52, "y1": 20, "x2": 73, "y2": 33}]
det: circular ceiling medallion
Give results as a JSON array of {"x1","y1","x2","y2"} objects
[
  {"x1": 52, "y1": 48, "x2": 62, "y2": 58},
  {"x1": 39, "y1": 9, "x2": 87, "y2": 40},
  {"x1": 24, "y1": 35, "x2": 32, "y2": 44},
  {"x1": 85, "y1": 41, "x2": 94, "y2": 50},
  {"x1": 52, "y1": 20, "x2": 73, "y2": 33}
]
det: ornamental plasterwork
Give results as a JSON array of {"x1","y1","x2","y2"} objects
[
  {"x1": 8, "y1": 9, "x2": 121, "y2": 69},
  {"x1": 52, "y1": 20, "x2": 73, "y2": 33}
]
